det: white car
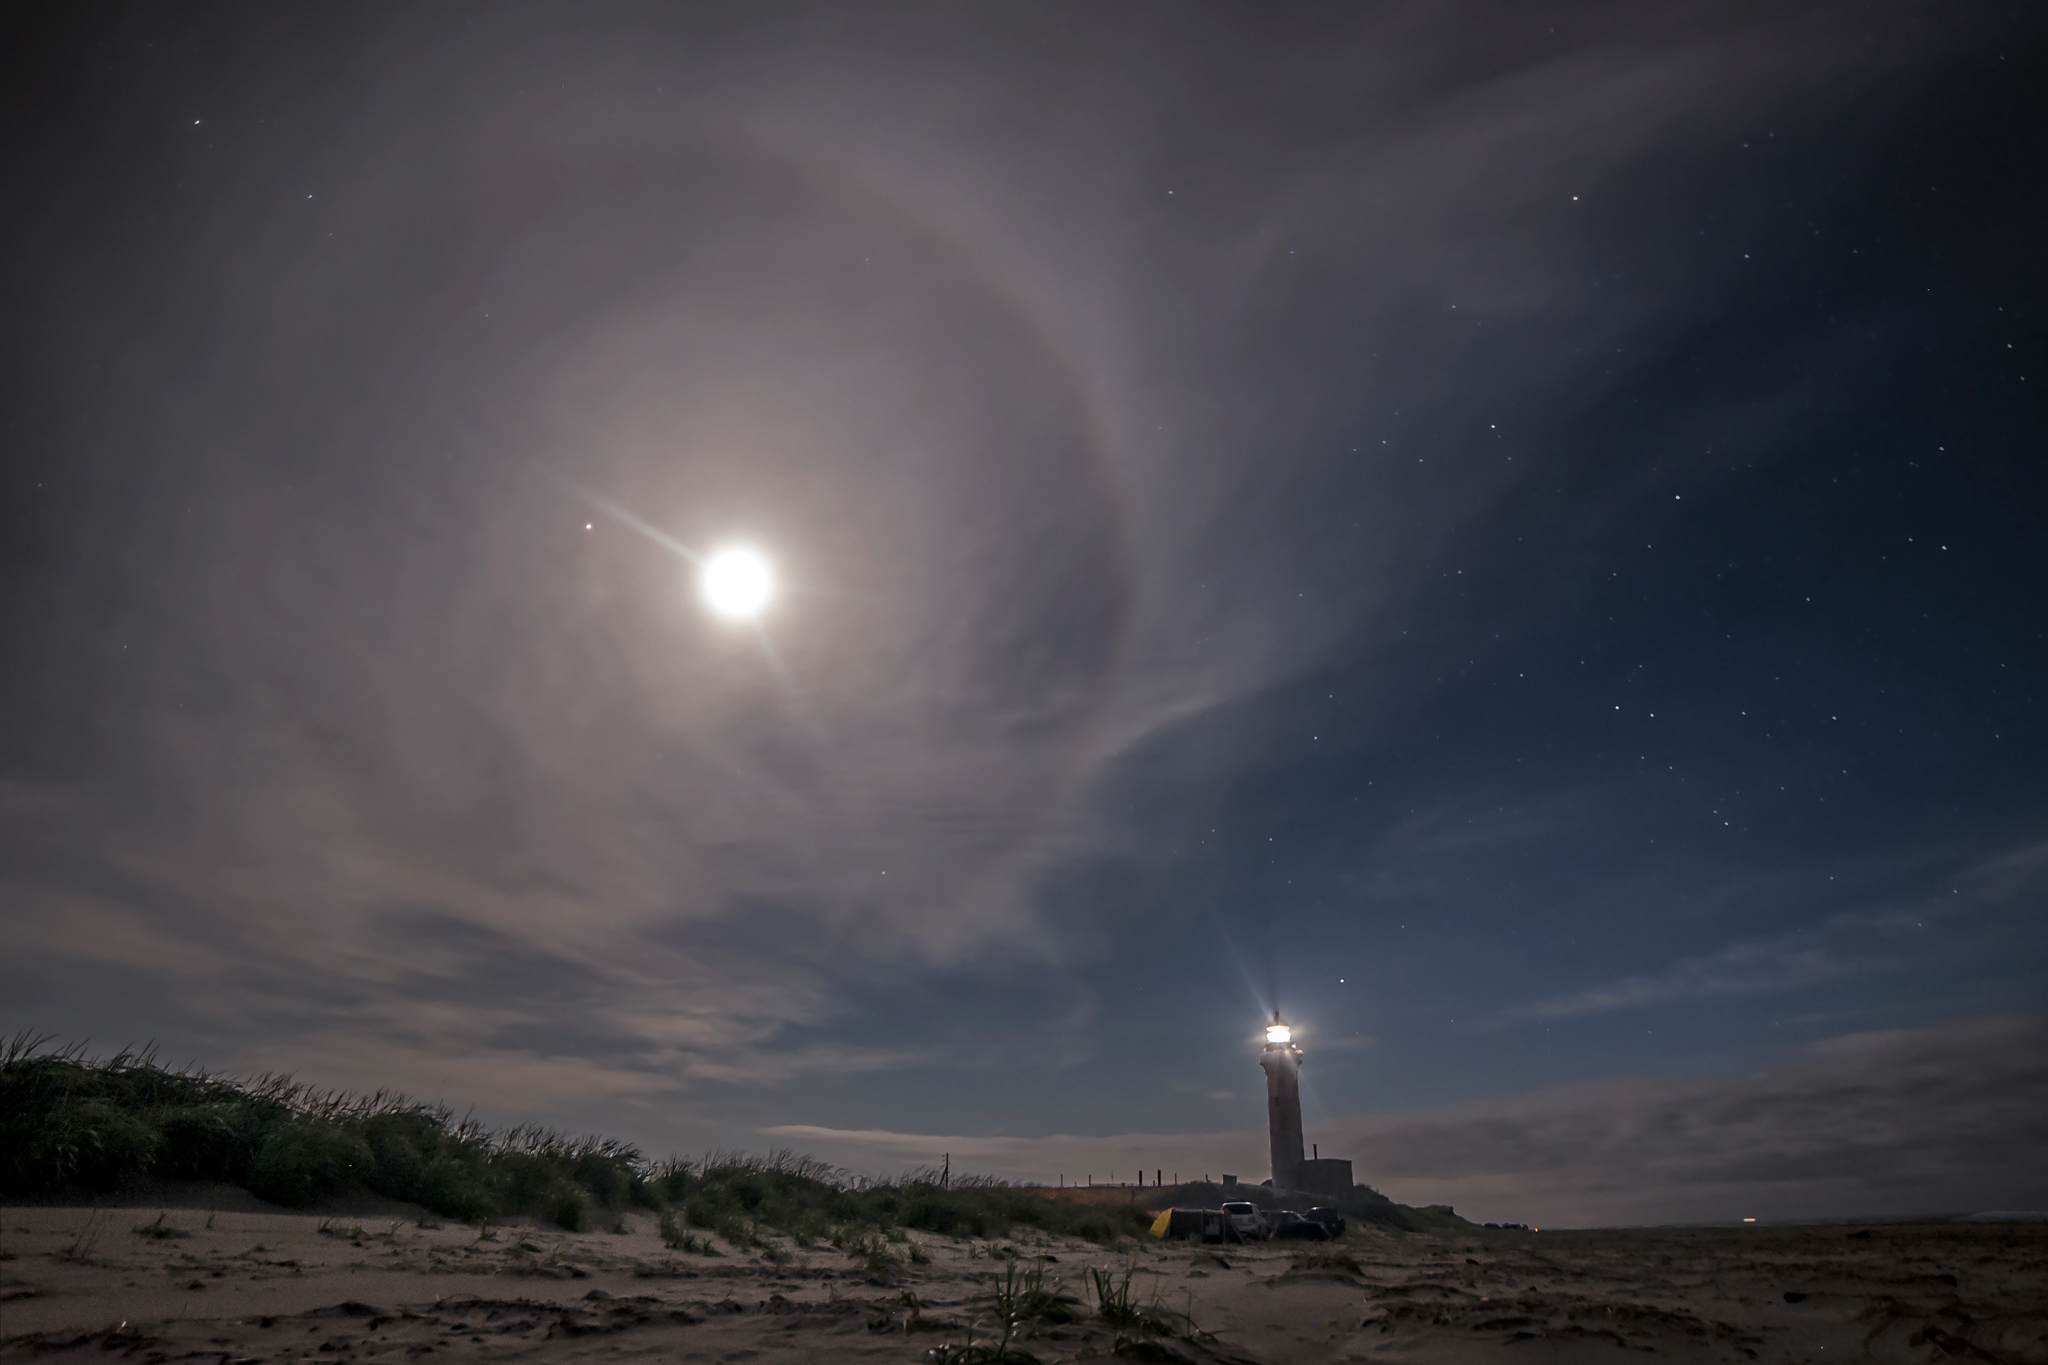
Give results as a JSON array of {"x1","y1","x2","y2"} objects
[{"x1": 1220, "y1": 1201, "x2": 1267, "y2": 1240}]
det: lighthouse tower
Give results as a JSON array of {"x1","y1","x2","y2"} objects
[{"x1": 1260, "y1": 1012, "x2": 1305, "y2": 1193}]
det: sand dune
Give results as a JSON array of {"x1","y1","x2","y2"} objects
[{"x1": 3, "y1": 1198, "x2": 2044, "y2": 1363}]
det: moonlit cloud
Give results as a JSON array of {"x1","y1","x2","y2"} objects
[
  {"x1": 3, "y1": 2, "x2": 2041, "y2": 1194},
  {"x1": 1477, "y1": 839, "x2": 2048, "y2": 1028},
  {"x1": 1478, "y1": 916, "x2": 1903, "y2": 1026},
  {"x1": 1337, "y1": 1014, "x2": 2048, "y2": 1226}
]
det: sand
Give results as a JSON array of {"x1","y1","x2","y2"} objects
[{"x1": 3, "y1": 1197, "x2": 2044, "y2": 1363}]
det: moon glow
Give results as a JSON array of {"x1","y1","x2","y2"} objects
[{"x1": 699, "y1": 545, "x2": 776, "y2": 620}]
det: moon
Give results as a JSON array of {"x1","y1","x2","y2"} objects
[{"x1": 699, "y1": 545, "x2": 775, "y2": 621}]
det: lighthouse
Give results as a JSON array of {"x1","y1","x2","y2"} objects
[{"x1": 1260, "y1": 1012, "x2": 1306, "y2": 1193}]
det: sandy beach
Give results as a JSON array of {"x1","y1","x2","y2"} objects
[{"x1": 3, "y1": 1196, "x2": 2042, "y2": 1364}]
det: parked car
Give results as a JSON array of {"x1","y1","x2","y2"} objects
[
  {"x1": 1304, "y1": 1207, "x2": 1347, "y2": 1238},
  {"x1": 1270, "y1": 1209, "x2": 1332, "y2": 1241},
  {"x1": 1220, "y1": 1201, "x2": 1267, "y2": 1240}
]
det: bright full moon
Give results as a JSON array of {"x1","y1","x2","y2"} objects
[{"x1": 699, "y1": 545, "x2": 775, "y2": 620}]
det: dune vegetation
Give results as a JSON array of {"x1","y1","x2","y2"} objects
[{"x1": 0, "y1": 1036, "x2": 1152, "y2": 1244}]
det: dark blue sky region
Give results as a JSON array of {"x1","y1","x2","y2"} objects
[{"x1": 3, "y1": 2, "x2": 2044, "y2": 1224}]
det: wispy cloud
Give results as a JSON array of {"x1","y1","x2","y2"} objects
[
  {"x1": 1477, "y1": 917, "x2": 1896, "y2": 1027},
  {"x1": 1336, "y1": 1013, "x2": 2048, "y2": 1226},
  {"x1": 1478, "y1": 841, "x2": 2048, "y2": 1029}
]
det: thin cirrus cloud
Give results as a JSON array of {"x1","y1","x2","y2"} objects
[
  {"x1": 1332, "y1": 1013, "x2": 2048, "y2": 1226},
  {"x1": 1477, "y1": 841, "x2": 2048, "y2": 1029},
  {"x1": 1476, "y1": 917, "x2": 1899, "y2": 1028}
]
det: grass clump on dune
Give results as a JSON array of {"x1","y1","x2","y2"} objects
[
  {"x1": 3, "y1": 1036, "x2": 656, "y2": 1228},
  {"x1": 1, "y1": 1036, "x2": 1153, "y2": 1246}
]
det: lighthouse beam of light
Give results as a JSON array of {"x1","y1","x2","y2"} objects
[
  {"x1": 1211, "y1": 913, "x2": 1278, "y2": 1029},
  {"x1": 1212, "y1": 912, "x2": 1334, "y2": 1125}
]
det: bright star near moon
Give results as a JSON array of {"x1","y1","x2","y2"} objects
[{"x1": 699, "y1": 545, "x2": 775, "y2": 620}]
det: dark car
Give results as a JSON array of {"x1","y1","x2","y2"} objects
[
  {"x1": 1305, "y1": 1207, "x2": 1347, "y2": 1238},
  {"x1": 1269, "y1": 1209, "x2": 1331, "y2": 1241}
]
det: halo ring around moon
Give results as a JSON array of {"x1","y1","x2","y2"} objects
[{"x1": 355, "y1": 120, "x2": 1134, "y2": 934}]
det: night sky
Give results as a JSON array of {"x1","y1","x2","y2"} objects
[{"x1": 5, "y1": 3, "x2": 2045, "y2": 1226}]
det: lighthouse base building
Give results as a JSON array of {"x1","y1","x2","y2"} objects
[{"x1": 1297, "y1": 1157, "x2": 1354, "y2": 1199}]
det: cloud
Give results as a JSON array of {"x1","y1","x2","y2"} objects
[
  {"x1": 1335, "y1": 1014, "x2": 2048, "y2": 1226},
  {"x1": 1478, "y1": 841, "x2": 2048, "y2": 1028},
  {"x1": 0, "y1": 1, "x2": 2022, "y2": 1145},
  {"x1": 769, "y1": 1015, "x2": 2048, "y2": 1226},
  {"x1": 1367, "y1": 799, "x2": 1582, "y2": 865},
  {"x1": 1477, "y1": 917, "x2": 1895, "y2": 1026}
]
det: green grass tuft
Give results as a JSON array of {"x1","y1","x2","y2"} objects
[
  {"x1": 993, "y1": 1262, "x2": 1081, "y2": 1327},
  {"x1": 839, "y1": 1229, "x2": 899, "y2": 1284},
  {"x1": 1087, "y1": 1266, "x2": 1145, "y2": 1329},
  {"x1": 1086, "y1": 1265, "x2": 1193, "y2": 1342}
]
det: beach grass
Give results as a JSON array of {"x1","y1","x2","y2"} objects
[{"x1": 1, "y1": 1034, "x2": 1152, "y2": 1244}]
